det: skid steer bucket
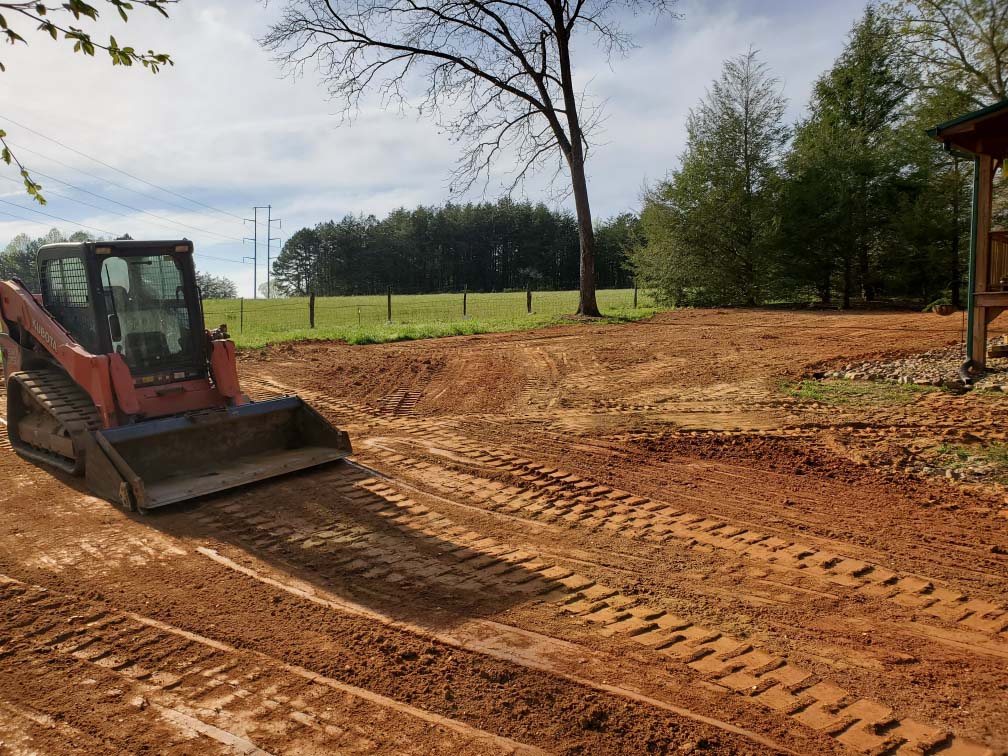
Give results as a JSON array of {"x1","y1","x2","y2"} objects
[{"x1": 83, "y1": 397, "x2": 352, "y2": 511}]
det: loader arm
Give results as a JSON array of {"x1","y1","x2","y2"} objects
[{"x1": 1, "y1": 278, "x2": 119, "y2": 427}]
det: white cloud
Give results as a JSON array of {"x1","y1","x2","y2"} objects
[{"x1": 1, "y1": 0, "x2": 866, "y2": 295}]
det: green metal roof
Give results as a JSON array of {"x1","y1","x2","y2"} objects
[
  {"x1": 928, "y1": 98, "x2": 1008, "y2": 136},
  {"x1": 928, "y1": 98, "x2": 1008, "y2": 158}
]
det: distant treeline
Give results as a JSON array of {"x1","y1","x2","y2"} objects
[{"x1": 272, "y1": 200, "x2": 640, "y2": 296}]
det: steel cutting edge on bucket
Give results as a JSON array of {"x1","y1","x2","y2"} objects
[{"x1": 83, "y1": 397, "x2": 352, "y2": 511}]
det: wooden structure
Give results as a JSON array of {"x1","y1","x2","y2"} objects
[{"x1": 929, "y1": 99, "x2": 1008, "y2": 369}]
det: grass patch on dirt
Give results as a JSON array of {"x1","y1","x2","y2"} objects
[
  {"x1": 225, "y1": 311, "x2": 658, "y2": 349},
  {"x1": 934, "y1": 442, "x2": 1008, "y2": 483},
  {"x1": 936, "y1": 442, "x2": 1008, "y2": 466},
  {"x1": 781, "y1": 378, "x2": 939, "y2": 405},
  {"x1": 202, "y1": 289, "x2": 660, "y2": 348}
]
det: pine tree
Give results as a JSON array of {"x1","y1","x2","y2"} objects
[{"x1": 635, "y1": 49, "x2": 788, "y2": 306}]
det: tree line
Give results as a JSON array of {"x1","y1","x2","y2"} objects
[
  {"x1": 3, "y1": 1, "x2": 1004, "y2": 311},
  {"x1": 272, "y1": 200, "x2": 639, "y2": 296},
  {"x1": 0, "y1": 228, "x2": 238, "y2": 300},
  {"x1": 633, "y1": 1, "x2": 1006, "y2": 309}
]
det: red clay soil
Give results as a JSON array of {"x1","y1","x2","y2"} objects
[{"x1": 1, "y1": 308, "x2": 1006, "y2": 756}]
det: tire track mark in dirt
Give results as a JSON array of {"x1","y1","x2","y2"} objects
[
  {"x1": 174, "y1": 462, "x2": 992, "y2": 756},
  {"x1": 243, "y1": 371, "x2": 1008, "y2": 652},
  {"x1": 0, "y1": 439, "x2": 809, "y2": 756},
  {"x1": 354, "y1": 432, "x2": 1008, "y2": 645},
  {"x1": 378, "y1": 389, "x2": 423, "y2": 416},
  {"x1": 3, "y1": 311, "x2": 1003, "y2": 755},
  {"x1": 0, "y1": 575, "x2": 545, "y2": 756},
  {"x1": 194, "y1": 546, "x2": 788, "y2": 754}
]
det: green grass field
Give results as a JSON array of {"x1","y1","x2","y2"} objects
[{"x1": 202, "y1": 288, "x2": 659, "y2": 348}]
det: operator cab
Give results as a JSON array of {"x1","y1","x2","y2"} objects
[{"x1": 37, "y1": 240, "x2": 208, "y2": 386}]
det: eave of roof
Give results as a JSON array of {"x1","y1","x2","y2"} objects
[{"x1": 927, "y1": 98, "x2": 1008, "y2": 158}]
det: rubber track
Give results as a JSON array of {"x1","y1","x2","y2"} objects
[
  {"x1": 7, "y1": 369, "x2": 101, "y2": 467},
  {"x1": 185, "y1": 468, "x2": 991, "y2": 756}
]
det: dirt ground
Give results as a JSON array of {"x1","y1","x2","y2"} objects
[{"x1": 1, "y1": 309, "x2": 1006, "y2": 756}]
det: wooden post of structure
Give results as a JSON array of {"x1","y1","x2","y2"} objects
[
  {"x1": 633, "y1": 279, "x2": 638, "y2": 309},
  {"x1": 239, "y1": 297, "x2": 244, "y2": 334},
  {"x1": 387, "y1": 286, "x2": 392, "y2": 323},
  {"x1": 972, "y1": 155, "x2": 995, "y2": 366},
  {"x1": 358, "y1": 306, "x2": 362, "y2": 327},
  {"x1": 463, "y1": 286, "x2": 467, "y2": 318},
  {"x1": 309, "y1": 292, "x2": 316, "y2": 329},
  {"x1": 526, "y1": 283, "x2": 532, "y2": 314}
]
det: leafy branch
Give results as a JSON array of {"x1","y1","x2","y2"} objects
[
  {"x1": 0, "y1": 128, "x2": 44, "y2": 203},
  {"x1": 0, "y1": 0, "x2": 177, "y2": 203}
]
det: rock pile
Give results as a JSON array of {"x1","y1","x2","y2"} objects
[{"x1": 820, "y1": 339, "x2": 1008, "y2": 391}]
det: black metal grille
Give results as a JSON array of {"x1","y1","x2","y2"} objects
[
  {"x1": 40, "y1": 257, "x2": 98, "y2": 352},
  {"x1": 139, "y1": 256, "x2": 183, "y2": 299},
  {"x1": 42, "y1": 257, "x2": 90, "y2": 307}
]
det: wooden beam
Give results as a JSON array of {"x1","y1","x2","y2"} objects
[
  {"x1": 971, "y1": 292, "x2": 1008, "y2": 307},
  {"x1": 976, "y1": 155, "x2": 994, "y2": 292},
  {"x1": 972, "y1": 305, "x2": 988, "y2": 366}
]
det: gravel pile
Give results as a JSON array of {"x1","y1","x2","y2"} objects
[{"x1": 821, "y1": 338, "x2": 1008, "y2": 390}]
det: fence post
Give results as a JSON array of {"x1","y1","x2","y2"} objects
[
  {"x1": 526, "y1": 283, "x2": 532, "y2": 314},
  {"x1": 309, "y1": 292, "x2": 316, "y2": 329},
  {"x1": 387, "y1": 286, "x2": 392, "y2": 323},
  {"x1": 463, "y1": 286, "x2": 467, "y2": 318},
  {"x1": 633, "y1": 279, "x2": 638, "y2": 309},
  {"x1": 240, "y1": 297, "x2": 244, "y2": 334},
  {"x1": 358, "y1": 306, "x2": 362, "y2": 327}
]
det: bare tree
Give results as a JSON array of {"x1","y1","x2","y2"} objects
[
  {"x1": 263, "y1": 0, "x2": 676, "y2": 316},
  {"x1": 885, "y1": 0, "x2": 1007, "y2": 106}
]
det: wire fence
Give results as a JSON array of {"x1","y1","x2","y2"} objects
[{"x1": 201, "y1": 288, "x2": 654, "y2": 335}]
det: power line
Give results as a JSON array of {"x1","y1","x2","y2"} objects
[
  {"x1": 0, "y1": 198, "x2": 117, "y2": 236},
  {"x1": 0, "y1": 173, "x2": 245, "y2": 244},
  {"x1": 0, "y1": 113, "x2": 247, "y2": 222},
  {"x1": 7, "y1": 140, "x2": 239, "y2": 225},
  {"x1": 0, "y1": 203, "x2": 251, "y2": 266},
  {"x1": 25, "y1": 168, "x2": 246, "y2": 243}
]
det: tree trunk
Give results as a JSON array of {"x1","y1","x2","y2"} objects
[
  {"x1": 842, "y1": 253, "x2": 852, "y2": 310},
  {"x1": 817, "y1": 280, "x2": 832, "y2": 306},
  {"x1": 858, "y1": 240, "x2": 873, "y2": 302},
  {"x1": 553, "y1": 19, "x2": 600, "y2": 318},
  {"x1": 568, "y1": 151, "x2": 600, "y2": 317}
]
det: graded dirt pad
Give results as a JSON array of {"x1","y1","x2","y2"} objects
[{"x1": 2, "y1": 308, "x2": 1007, "y2": 756}]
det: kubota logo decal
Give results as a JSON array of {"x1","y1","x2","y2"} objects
[{"x1": 30, "y1": 317, "x2": 59, "y2": 353}]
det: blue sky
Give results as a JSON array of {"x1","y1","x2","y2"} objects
[{"x1": 1, "y1": 0, "x2": 869, "y2": 296}]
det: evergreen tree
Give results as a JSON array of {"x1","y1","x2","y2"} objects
[
  {"x1": 634, "y1": 49, "x2": 788, "y2": 306},
  {"x1": 780, "y1": 8, "x2": 915, "y2": 307}
]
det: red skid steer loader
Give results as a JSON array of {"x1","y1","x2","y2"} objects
[{"x1": 0, "y1": 239, "x2": 351, "y2": 511}]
